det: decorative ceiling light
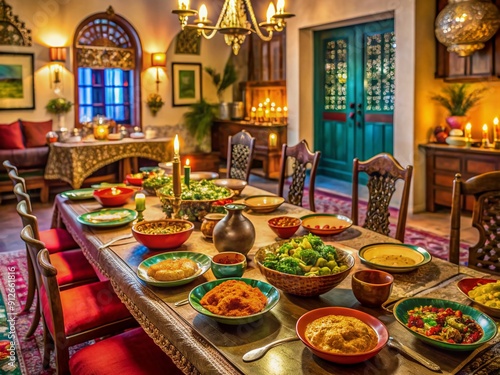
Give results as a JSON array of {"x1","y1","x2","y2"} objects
[
  {"x1": 435, "y1": 0, "x2": 500, "y2": 57},
  {"x1": 172, "y1": 0, "x2": 294, "y2": 55}
]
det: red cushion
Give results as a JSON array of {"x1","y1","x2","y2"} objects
[
  {"x1": 39, "y1": 228, "x2": 78, "y2": 253},
  {"x1": 0, "y1": 121, "x2": 25, "y2": 149},
  {"x1": 41, "y1": 280, "x2": 131, "y2": 337},
  {"x1": 21, "y1": 119, "x2": 53, "y2": 148},
  {"x1": 50, "y1": 249, "x2": 97, "y2": 286},
  {"x1": 69, "y1": 327, "x2": 184, "y2": 375}
]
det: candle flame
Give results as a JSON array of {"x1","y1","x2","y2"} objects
[
  {"x1": 174, "y1": 134, "x2": 179, "y2": 156},
  {"x1": 483, "y1": 124, "x2": 488, "y2": 131},
  {"x1": 186, "y1": 158, "x2": 190, "y2": 166},
  {"x1": 266, "y1": 2, "x2": 276, "y2": 23},
  {"x1": 494, "y1": 117, "x2": 499, "y2": 125},
  {"x1": 178, "y1": 0, "x2": 189, "y2": 10},
  {"x1": 277, "y1": 0, "x2": 285, "y2": 13},
  {"x1": 465, "y1": 122, "x2": 472, "y2": 130},
  {"x1": 199, "y1": 4, "x2": 207, "y2": 21}
]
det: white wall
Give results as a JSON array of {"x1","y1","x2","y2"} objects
[
  {"x1": 0, "y1": 0, "x2": 230, "y2": 129},
  {"x1": 286, "y1": 0, "x2": 418, "y2": 210}
]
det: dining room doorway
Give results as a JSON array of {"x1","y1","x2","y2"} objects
[{"x1": 314, "y1": 19, "x2": 395, "y2": 182}]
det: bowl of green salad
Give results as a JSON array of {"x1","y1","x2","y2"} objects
[{"x1": 157, "y1": 179, "x2": 234, "y2": 221}]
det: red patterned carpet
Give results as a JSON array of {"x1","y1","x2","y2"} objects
[{"x1": 305, "y1": 187, "x2": 469, "y2": 264}]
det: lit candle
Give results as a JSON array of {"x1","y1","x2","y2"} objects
[
  {"x1": 283, "y1": 106, "x2": 288, "y2": 121},
  {"x1": 266, "y1": 2, "x2": 276, "y2": 23},
  {"x1": 199, "y1": 4, "x2": 208, "y2": 23},
  {"x1": 178, "y1": 0, "x2": 189, "y2": 10},
  {"x1": 135, "y1": 193, "x2": 146, "y2": 211},
  {"x1": 494, "y1": 117, "x2": 499, "y2": 142},
  {"x1": 184, "y1": 158, "x2": 191, "y2": 187},
  {"x1": 173, "y1": 135, "x2": 182, "y2": 196},
  {"x1": 277, "y1": 0, "x2": 285, "y2": 14},
  {"x1": 482, "y1": 124, "x2": 489, "y2": 140},
  {"x1": 250, "y1": 106, "x2": 256, "y2": 120},
  {"x1": 269, "y1": 133, "x2": 277, "y2": 147},
  {"x1": 276, "y1": 107, "x2": 282, "y2": 122},
  {"x1": 465, "y1": 122, "x2": 472, "y2": 140}
]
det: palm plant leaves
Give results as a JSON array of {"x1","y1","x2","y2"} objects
[
  {"x1": 183, "y1": 98, "x2": 216, "y2": 144},
  {"x1": 431, "y1": 84, "x2": 487, "y2": 116},
  {"x1": 204, "y1": 59, "x2": 238, "y2": 101}
]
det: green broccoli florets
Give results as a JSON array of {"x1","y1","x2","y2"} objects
[
  {"x1": 263, "y1": 259, "x2": 279, "y2": 270},
  {"x1": 319, "y1": 244, "x2": 337, "y2": 261},
  {"x1": 306, "y1": 233, "x2": 324, "y2": 250},
  {"x1": 277, "y1": 243, "x2": 294, "y2": 256},
  {"x1": 276, "y1": 256, "x2": 304, "y2": 275},
  {"x1": 292, "y1": 248, "x2": 319, "y2": 266}
]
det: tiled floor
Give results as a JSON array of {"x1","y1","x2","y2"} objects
[{"x1": 0, "y1": 174, "x2": 477, "y2": 253}]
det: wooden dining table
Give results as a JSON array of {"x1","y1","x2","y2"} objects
[{"x1": 51, "y1": 185, "x2": 499, "y2": 375}]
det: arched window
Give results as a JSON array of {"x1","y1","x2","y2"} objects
[{"x1": 73, "y1": 6, "x2": 142, "y2": 127}]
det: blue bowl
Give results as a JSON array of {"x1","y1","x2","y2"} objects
[{"x1": 393, "y1": 297, "x2": 497, "y2": 351}]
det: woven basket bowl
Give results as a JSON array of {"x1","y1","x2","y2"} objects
[
  {"x1": 255, "y1": 241, "x2": 355, "y2": 296},
  {"x1": 157, "y1": 189, "x2": 234, "y2": 221}
]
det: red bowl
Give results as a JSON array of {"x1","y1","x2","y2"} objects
[
  {"x1": 126, "y1": 174, "x2": 144, "y2": 186},
  {"x1": 296, "y1": 307, "x2": 388, "y2": 364},
  {"x1": 132, "y1": 219, "x2": 194, "y2": 250},
  {"x1": 93, "y1": 187, "x2": 135, "y2": 207},
  {"x1": 267, "y1": 216, "x2": 301, "y2": 239}
]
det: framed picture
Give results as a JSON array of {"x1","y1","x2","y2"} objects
[
  {"x1": 172, "y1": 62, "x2": 201, "y2": 106},
  {"x1": 0, "y1": 52, "x2": 35, "y2": 110}
]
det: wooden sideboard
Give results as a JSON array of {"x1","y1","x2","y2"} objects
[
  {"x1": 212, "y1": 120, "x2": 287, "y2": 179},
  {"x1": 420, "y1": 143, "x2": 500, "y2": 212}
]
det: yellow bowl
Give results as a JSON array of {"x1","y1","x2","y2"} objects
[
  {"x1": 244, "y1": 195, "x2": 285, "y2": 213},
  {"x1": 301, "y1": 214, "x2": 353, "y2": 236},
  {"x1": 358, "y1": 243, "x2": 432, "y2": 273}
]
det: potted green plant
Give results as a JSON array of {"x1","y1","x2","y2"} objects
[
  {"x1": 45, "y1": 97, "x2": 73, "y2": 130},
  {"x1": 205, "y1": 59, "x2": 238, "y2": 119},
  {"x1": 146, "y1": 93, "x2": 164, "y2": 116},
  {"x1": 183, "y1": 98, "x2": 217, "y2": 152},
  {"x1": 431, "y1": 84, "x2": 487, "y2": 129}
]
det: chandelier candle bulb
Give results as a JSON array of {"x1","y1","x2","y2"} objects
[
  {"x1": 135, "y1": 193, "x2": 146, "y2": 211},
  {"x1": 184, "y1": 158, "x2": 191, "y2": 187},
  {"x1": 266, "y1": 3, "x2": 276, "y2": 23},
  {"x1": 277, "y1": 0, "x2": 285, "y2": 14}
]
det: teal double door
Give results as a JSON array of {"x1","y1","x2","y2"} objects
[{"x1": 314, "y1": 19, "x2": 395, "y2": 181}]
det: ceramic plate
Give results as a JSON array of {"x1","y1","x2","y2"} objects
[
  {"x1": 189, "y1": 171, "x2": 219, "y2": 181},
  {"x1": 189, "y1": 278, "x2": 280, "y2": 325},
  {"x1": 212, "y1": 178, "x2": 247, "y2": 195},
  {"x1": 358, "y1": 243, "x2": 431, "y2": 273},
  {"x1": 243, "y1": 195, "x2": 285, "y2": 213},
  {"x1": 137, "y1": 252, "x2": 211, "y2": 287},
  {"x1": 457, "y1": 278, "x2": 500, "y2": 318},
  {"x1": 300, "y1": 214, "x2": 353, "y2": 236},
  {"x1": 60, "y1": 188, "x2": 95, "y2": 201},
  {"x1": 77, "y1": 208, "x2": 137, "y2": 228},
  {"x1": 393, "y1": 297, "x2": 497, "y2": 351}
]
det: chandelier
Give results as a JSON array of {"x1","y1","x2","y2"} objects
[
  {"x1": 172, "y1": 0, "x2": 295, "y2": 55},
  {"x1": 435, "y1": 0, "x2": 500, "y2": 57}
]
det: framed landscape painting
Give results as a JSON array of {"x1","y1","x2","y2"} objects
[
  {"x1": 0, "y1": 52, "x2": 35, "y2": 110},
  {"x1": 172, "y1": 62, "x2": 201, "y2": 106}
]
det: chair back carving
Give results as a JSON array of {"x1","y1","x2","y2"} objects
[
  {"x1": 227, "y1": 130, "x2": 256, "y2": 182},
  {"x1": 3, "y1": 160, "x2": 18, "y2": 174},
  {"x1": 352, "y1": 153, "x2": 413, "y2": 242},
  {"x1": 278, "y1": 140, "x2": 321, "y2": 212},
  {"x1": 14, "y1": 182, "x2": 33, "y2": 214},
  {"x1": 16, "y1": 200, "x2": 41, "y2": 240},
  {"x1": 20, "y1": 225, "x2": 45, "y2": 303},
  {"x1": 450, "y1": 172, "x2": 500, "y2": 275}
]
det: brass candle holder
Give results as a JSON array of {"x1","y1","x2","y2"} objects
[
  {"x1": 136, "y1": 208, "x2": 145, "y2": 222},
  {"x1": 171, "y1": 195, "x2": 182, "y2": 219}
]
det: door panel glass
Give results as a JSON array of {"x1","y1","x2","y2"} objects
[{"x1": 324, "y1": 39, "x2": 347, "y2": 111}]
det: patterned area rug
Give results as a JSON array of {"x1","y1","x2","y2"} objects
[{"x1": 305, "y1": 187, "x2": 469, "y2": 264}]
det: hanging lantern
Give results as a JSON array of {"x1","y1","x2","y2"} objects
[{"x1": 435, "y1": 0, "x2": 500, "y2": 57}]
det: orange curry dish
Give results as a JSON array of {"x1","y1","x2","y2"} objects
[{"x1": 200, "y1": 280, "x2": 267, "y2": 317}]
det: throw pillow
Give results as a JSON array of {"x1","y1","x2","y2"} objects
[
  {"x1": 21, "y1": 119, "x2": 53, "y2": 148},
  {"x1": 0, "y1": 121, "x2": 25, "y2": 149}
]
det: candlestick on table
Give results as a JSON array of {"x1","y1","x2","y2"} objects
[
  {"x1": 172, "y1": 135, "x2": 182, "y2": 218},
  {"x1": 135, "y1": 193, "x2": 146, "y2": 222},
  {"x1": 184, "y1": 158, "x2": 191, "y2": 188},
  {"x1": 482, "y1": 124, "x2": 489, "y2": 147},
  {"x1": 465, "y1": 122, "x2": 472, "y2": 148}
]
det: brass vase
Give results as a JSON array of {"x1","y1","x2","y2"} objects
[{"x1": 213, "y1": 204, "x2": 255, "y2": 257}]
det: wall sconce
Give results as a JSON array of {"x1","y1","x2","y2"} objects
[
  {"x1": 151, "y1": 52, "x2": 166, "y2": 92},
  {"x1": 49, "y1": 47, "x2": 67, "y2": 94}
]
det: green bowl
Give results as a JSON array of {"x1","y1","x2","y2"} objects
[
  {"x1": 211, "y1": 252, "x2": 247, "y2": 279},
  {"x1": 189, "y1": 278, "x2": 280, "y2": 325},
  {"x1": 393, "y1": 297, "x2": 497, "y2": 351}
]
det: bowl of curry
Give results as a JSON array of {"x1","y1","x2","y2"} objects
[
  {"x1": 188, "y1": 278, "x2": 280, "y2": 325},
  {"x1": 296, "y1": 307, "x2": 388, "y2": 364},
  {"x1": 358, "y1": 243, "x2": 431, "y2": 273}
]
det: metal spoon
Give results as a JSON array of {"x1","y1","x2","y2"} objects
[
  {"x1": 242, "y1": 337, "x2": 299, "y2": 362},
  {"x1": 98, "y1": 234, "x2": 133, "y2": 250},
  {"x1": 387, "y1": 337, "x2": 441, "y2": 371},
  {"x1": 174, "y1": 299, "x2": 189, "y2": 307}
]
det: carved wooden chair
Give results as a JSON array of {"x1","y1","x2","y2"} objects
[
  {"x1": 351, "y1": 153, "x2": 413, "y2": 242},
  {"x1": 17, "y1": 203, "x2": 98, "y2": 337},
  {"x1": 3, "y1": 159, "x2": 49, "y2": 202},
  {"x1": 278, "y1": 140, "x2": 321, "y2": 212},
  {"x1": 69, "y1": 327, "x2": 184, "y2": 374},
  {"x1": 450, "y1": 172, "x2": 500, "y2": 275},
  {"x1": 37, "y1": 248, "x2": 136, "y2": 374},
  {"x1": 227, "y1": 130, "x2": 256, "y2": 182}
]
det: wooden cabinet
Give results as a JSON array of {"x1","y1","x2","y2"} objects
[
  {"x1": 212, "y1": 120, "x2": 287, "y2": 179},
  {"x1": 421, "y1": 144, "x2": 500, "y2": 211},
  {"x1": 435, "y1": 0, "x2": 500, "y2": 81}
]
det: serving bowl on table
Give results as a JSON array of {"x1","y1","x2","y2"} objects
[
  {"x1": 188, "y1": 278, "x2": 280, "y2": 325},
  {"x1": 296, "y1": 307, "x2": 388, "y2": 364},
  {"x1": 358, "y1": 243, "x2": 432, "y2": 273},
  {"x1": 212, "y1": 178, "x2": 247, "y2": 196},
  {"x1": 93, "y1": 187, "x2": 135, "y2": 207},
  {"x1": 211, "y1": 252, "x2": 247, "y2": 279},
  {"x1": 300, "y1": 213, "x2": 353, "y2": 236},
  {"x1": 255, "y1": 237, "x2": 355, "y2": 296},
  {"x1": 351, "y1": 269, "x2": 394, "y2": 307},
  {"x1": 267, "y1": 216, "x2": 302, "y2": 239},
  {"x1": 393, "y1": 297, "x2": 497, "y2": 351},
  {"x1": 243, "y1": 195, "x2": 285, "y2": 213},
  {"x1": 457, "y1": 278, "x2": 500, "y2": 318},
  {"x1": 137, "y1": 251, "x2": 211, "y2": 287},
  {"x1": 132, "y1": 219, "x2": 194, "y2": 250},
  {"x1": 126, "y1": 173, "x2": 144, "y2": 186}
]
